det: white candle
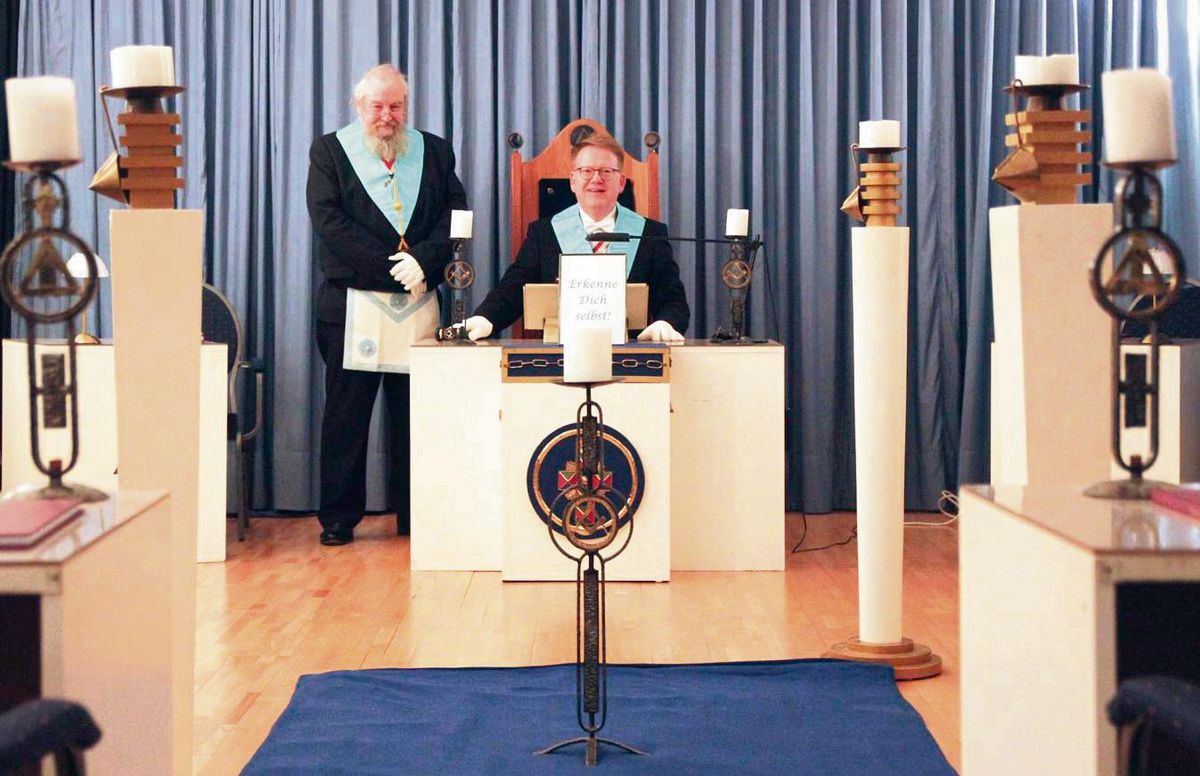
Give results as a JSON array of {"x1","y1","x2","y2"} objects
[
  {"x1": 563, "y1": 326, "x2": 612, "y2": 384},
  {"x1": 859, "y1": 120, "x2": 900, "y2": 148},
  {"x1": 1015, "y1": 54, "x2": 1080, "y2": 86},
  {"x1": 450, "y1": 209, "x2": 473, "y2": 239},
  {"x1": 1013, "y1": 55, "x2": 1049, "y2": 85},
  {"x1": 1045, "y1": 54, "x2": 1079, "y2": 85},
  {"x1": 110, "y1": 45, "x2": 176, "y2": 88},
  {"x1": 725, "y1": 208, "x2": 749, "y2": 237},
  {"x1": 1102, "y1": 68, "x2": 1177, "y2": 164},
  {"x1": 4, "y1": 76, "x2": 81, "y2": 163}
]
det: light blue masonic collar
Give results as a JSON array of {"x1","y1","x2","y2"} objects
[
  {"x1": 550, "y1": 204, "x2": 646, "y2": 276},
  {"x1": 336, "y1": 122, "x2": 425, "y2": 242}
]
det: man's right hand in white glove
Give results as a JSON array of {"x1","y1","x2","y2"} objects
[{"x1": 464, "y1": 316, "x2": 493, "y2": 341}]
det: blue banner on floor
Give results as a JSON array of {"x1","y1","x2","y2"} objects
[{"x1": 244, "y1": 659, "x2": 956, "y2": 775}]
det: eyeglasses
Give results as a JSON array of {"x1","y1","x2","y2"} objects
[{"x1": 572, "y1": 167, "x2": 622, "y2": 180}]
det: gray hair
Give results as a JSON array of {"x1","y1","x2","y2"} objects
[{"x1": 352, "y1": 64, "x2": 408, "y2": 104}]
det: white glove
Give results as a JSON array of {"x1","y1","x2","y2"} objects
[
  {"x1": 637, "y1": 320, "x2": 684, "y2": 343},
  {"x1": 388, "y1": 252, "x2": 425, "y2": 292},
  {"x1": 464, "y1": 316, "x2": 494, "y2": 341}
]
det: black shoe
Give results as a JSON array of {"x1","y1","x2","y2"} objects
[
  {"x1": 395, "y1": 514, "x2": 410, "y2": 536},
  {"x1": 319, "y1": 524, "x2": 353, "y2": 546}
]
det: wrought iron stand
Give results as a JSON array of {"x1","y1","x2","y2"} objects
[{"x1": 536, "y1": 384, "x2": 647, "y2": 766}]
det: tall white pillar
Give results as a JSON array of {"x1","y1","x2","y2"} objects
[
  {"x1": 825, "y1": 225, "x2": 942, "y2": 679},
  {"x1": 109, "y1": 209, "x2": 203, "y2": 775}
]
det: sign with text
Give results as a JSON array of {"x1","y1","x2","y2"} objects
[{"x1": 557, "y1": 253, "x2": 627, "y2": 345}]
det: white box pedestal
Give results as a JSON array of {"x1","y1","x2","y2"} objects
[
  {"x1": 109, "y1": 209, "x2": 203, "y2": 776},
  {"x1": 500, "y1": 379, "x2": 671, "y2": 581},
  {"x1": 409, "y1": 340, "x2": 785, "y2": 575},
  {"x1": 2, "y1": 340, "x2": 229, "y2": 562},
  {"x1": 990, "y1": 204, "x2": 1113, "y2": 487}
]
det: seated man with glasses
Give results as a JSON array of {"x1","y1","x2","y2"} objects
[{"x1": 465, "y1": 132, "x2": 689, "y2": 342}]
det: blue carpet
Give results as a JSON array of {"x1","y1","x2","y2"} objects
[{"x1": 244, "y1": 659, "x2": 956, "y2": 775}]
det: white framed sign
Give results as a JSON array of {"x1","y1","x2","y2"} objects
[{"x1": 557, "y1": 253, "x2": 627, "y2": 346}]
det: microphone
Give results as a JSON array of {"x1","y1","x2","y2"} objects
[{"x1": 586, "y1": 231, "x2": 758, "y2": 247}]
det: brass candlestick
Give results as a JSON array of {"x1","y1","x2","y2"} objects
[{"x1": 993, "y1": 81, "x2": 1092, "y2": 204}]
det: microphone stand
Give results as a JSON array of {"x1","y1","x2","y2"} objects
[{"x1": 585, "y1": 232, "x2": 766, "y2": 344}]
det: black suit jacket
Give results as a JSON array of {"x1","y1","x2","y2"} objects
[
  {"x1": 307, "y1": 129, "x2": 468, "y2": 323},
  {"x1": 474, "y1": 216, "x2": 690, "y2": 335}
]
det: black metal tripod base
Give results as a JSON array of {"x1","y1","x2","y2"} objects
[{"x1": 536, "y1": 734, "x2": 648, "y2": 766}]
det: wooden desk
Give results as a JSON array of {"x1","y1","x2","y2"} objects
[
  {"x1": 959, "y1": 483, "x2": 1200, "y2": 775},
  {"x1": 1, "y1": 339, "x2": 228, "y2": 562},
  {"x1": 409, "y1": 339, "x2": 785, "y2": 575},
  {"x1": 0, "y1": 491, "x2": 187, "y2": 775}
]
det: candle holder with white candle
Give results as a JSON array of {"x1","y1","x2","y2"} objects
[
  {"x1": 95, "y1": 45, "x2": 185, "y2": 209},
  {"x1": 710, "y1": 207, "x2": 764, "y2": 344},
  {"x1": 1084, "y1": 68, "x2": 1186, "y2": 500},
  {"x1": 840, "y1": 120, "x2": 905, "y2": 226},
  {"x1": 829, "y1": 119, "x2": 942, "y2": 680},
  {"x1": 993, "y1": 53, "x2": 1093, "y2": 205},
  {"x1": 1, "y1": 79, "x2": 106, "y2": 500},
  {"x1": 435, "y1": 209, "x2": 478, "y2": 344}
]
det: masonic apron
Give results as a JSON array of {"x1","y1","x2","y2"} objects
[{"x1": 337, "y1": 122, "x2": 439, "y2": 373}]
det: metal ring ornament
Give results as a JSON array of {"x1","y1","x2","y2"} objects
[
  {"x1": 444, "y1": 259, "x2": 475, "y2": 290},
  {"x1": 721, "y1": 258, "x2": 753, "y2": 289},
  {"x1": 1089, "y1": 227, "x2": 1185, "y2": 321},
  {"x1": 546, "y1": 484, "x2": 635, "y2": 561},
  {"x1": 0, "y1": 229, "x2": 98, "y2": 323}
]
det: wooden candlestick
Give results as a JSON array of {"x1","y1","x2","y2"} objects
[
  {"x1": 842, "y1": 149, "x2": 904, "y2": 227},
  {"x1": 859, "y1": 152, "x2": 902, "y2": 226},
  {"x1": 994, "y1": 85, "x2": 1093, "y2": 205},
  {"x1": 100, "y1": 86, "x2": 186, "y2": 209}
]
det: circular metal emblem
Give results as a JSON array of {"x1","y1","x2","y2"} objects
[
  {"x1": 445, "y1": 260, "x2": 475, "y2": 290},
  {"x1": 388, "y1": 293, "x2": 408, "y2": 310},
  {"x1": 721, "y1": 259, "x2": 752, "y2": 289},
  {"x1": 1089, "y1": 228, "x2": 1185, "y2": 321},
  {"x1": 357, "y1": 338, "x2": 378, "y2": 358},
  {"x1": 526, "y1": 423, "x2": 644, "y2": 546}
]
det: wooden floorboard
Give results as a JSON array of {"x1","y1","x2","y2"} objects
[{"x1": 194, "y1": 512, "x2": 961, "y2": 773}]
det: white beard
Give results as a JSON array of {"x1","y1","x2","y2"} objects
[{"x1": 365, "y1": 129, "x2": 408, "y2": 161}]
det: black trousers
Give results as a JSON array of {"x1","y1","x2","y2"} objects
[{"x1": 315, "y1": 320, "x2": 410, "y2": 533}]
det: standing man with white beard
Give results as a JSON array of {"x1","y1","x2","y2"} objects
[{"x1": 307, "y1": 64, "x2": 467, "y2": 546}]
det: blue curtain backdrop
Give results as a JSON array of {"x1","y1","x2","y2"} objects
[{"x1": 8, "y1": 0, "x2": 1200, "y2": 513}]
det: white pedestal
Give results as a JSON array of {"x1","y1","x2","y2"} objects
[
  {"x1": 109, "y1": 209, "x2": 203, "y2": 775},
  {"x1": 409, "y1": 343, "x2": 503, "y2": 571},
  {"x1": 409, "y1": 340, "x2": 785, "y2": 574},
  {"x1": 850, "y1": 226, "x2": 909, "y2": 644},
  {"x1": 669, "y1": 343, "x2": 785, "y2": 570},
  {"x1": 1112, "y1": 340, "x2": 1200, "y2": 483},
  {"x1": 0, "y1": 492, "x2": 175, "y2": 775},
  {"x1": 1, "y1": 340, "x2": 228, "y2": 562},
  {"x1": 989, "y1": 204, "x2": 1113, "y2": 486},
  {"x1": 500, "y1": 379, "x2": 671, "y2": 581},
  {"x1": 959, "y1": 484, "x2": 1200, "y2": 775}
]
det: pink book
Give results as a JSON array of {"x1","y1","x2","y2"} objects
[
  {"x1": 1150, "y1": 485, "x2": 1200, "y2": 521},
  {"x1": 0, "y1": 498, "x2": 84, "y2": 550}
]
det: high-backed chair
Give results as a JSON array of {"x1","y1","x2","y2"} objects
[
  {"x1": 506, "y1": 118, "x2": 661, "y2": 337},
  {"x1": 201, "y1": 283, "x2": 265, "y2": 542}
]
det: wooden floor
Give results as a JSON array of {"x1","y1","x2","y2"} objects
[{"x1": 193, "y1": 512, "x2": 960, "y2": 773}]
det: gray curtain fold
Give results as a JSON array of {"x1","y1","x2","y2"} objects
[{"x1": 10, "y1": 0, "x2": 1198, "y2": 515}]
